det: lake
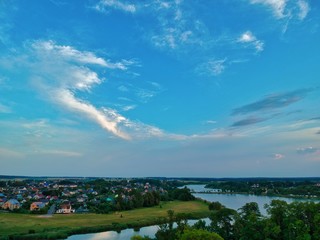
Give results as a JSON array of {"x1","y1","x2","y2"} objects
[
  {"x1": 186, "y1": 184, "x2": 309, "y2": 215},
  {"x1": 67, "y1": 184, "x2": 317, "y2": 240}
]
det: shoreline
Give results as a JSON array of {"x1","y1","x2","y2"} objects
[{"x1": 193, "y1": 191, "x2": 320, "y2": 200}]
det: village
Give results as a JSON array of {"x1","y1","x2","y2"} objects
[{"x1": 0, "y1": 178, "x2": 181, "y2": 215}]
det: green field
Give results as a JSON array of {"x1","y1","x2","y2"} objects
[{"x1": 0, "y1": 200, "x2": 210, "y2": 239}]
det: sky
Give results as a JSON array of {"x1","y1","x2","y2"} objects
[{"x1": 0, "y1": 0, "x2": 319, "y2": 177}]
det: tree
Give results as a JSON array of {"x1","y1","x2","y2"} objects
[
  {"x1": 210, "y1": 207, "x2": 239, "y2": 240},
  {"x1": 179, "y1": 229, "x2": 223, "y2": 240},
  {"x1": 265, "y1": 200, "x2": 289, "y2": 240},
  {"x1": 193, "y1": 219, "x2": 208, "y2": 230},
  {"x1": 236, "y1": 202, "x2": 264, "y2": 239},
  {"x1": 209, "y1": 201, "x2": 224, "y2": 211}
]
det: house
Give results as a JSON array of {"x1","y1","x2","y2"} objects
[
  {"x1": 2, "y1": 199, "x2": 21, "y2": 210},
  {"x1": 33, "y1": 193, "x2": 44, "y2": 200},
  {"x1": 56, "y1": 202, "x2": 75, "y2": 214},
  {"x1": 30, "y1": 202, "x2": 46, "y2": 211}
]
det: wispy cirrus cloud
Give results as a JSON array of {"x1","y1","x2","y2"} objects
[
  {"x1": 149, "y1": 1, "x2": 205, "y2": 51},
  {"x1": 297, "y1": 0, "x2": 310, "y2": 20},
  {"x1": 196, "y1": 59, "x2": 227, "y2": 76},
  {"x1": 118, "y1": 81, "x2": 163, "y2": 103},
  {"x1": 94, "y1": 0, "x2": 136, "y2": 13},
  {"x1": 232, "y1": 89, "x2": 312, "y2": 115},
  {"x1": 249, "y1": 0, "x2": 310, "y2": 20},
  {"x1": 238, "y1": 31, "x2": 264, "y2": 52},
  {"x1": 250, "y1": 0, "x2": 288, "y2": 19}
]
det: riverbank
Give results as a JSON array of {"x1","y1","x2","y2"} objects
[
  {"x1": 0, "y1": 200, "x2": 210, "y2": 240},
  {"x1": 195, "y1": 191, "x2": 320, "y2": 200}
]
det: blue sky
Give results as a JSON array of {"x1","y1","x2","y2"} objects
[{"x1": 0, "y1": 0, "x2": 319, "y2": 177}]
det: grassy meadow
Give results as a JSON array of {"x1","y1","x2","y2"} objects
[{"x1": 0, "y1": 200, "x2": 210, "y2": 239}]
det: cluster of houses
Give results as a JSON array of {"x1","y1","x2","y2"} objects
[{"x1": 0, "y1": 179, "x2": 166, "y2": 214}]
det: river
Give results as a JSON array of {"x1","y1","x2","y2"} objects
[{"x1": 67, "y1": 184, "x2": 317, "y2": 240}]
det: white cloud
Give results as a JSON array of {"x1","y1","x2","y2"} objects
[
  {"x1": 94, "y1": 0, "x2": 136, "y2": 13},
  {"x1": 273, "y1": 153, "x2": 285, "y2": 159},
  {"x1": 250, "y1": 0, "x2": 310, "y2": 21},
  {"x1": 297, "y1": 0, "x2": 310, "y2": 20},
  {"x1": 197, "y1": 59, "x2": 227, "y2": 76},
  {"x1": 25, "y1": 41, "x2": 135, "y2": 139},
  {"x1": 14, "y1": 41, "x2": 169, "y2": 140},
  {"x1": 122, "y1": 105, "x2": 136, "y2": 111},
  {"x1": 32, "y1": 40, "x2": 132, "y2": 70},
  {"x1": 238, "y1": 31, "x2": 264, "y2": 52},
  {"x1": 53, "y1": 89, "x2": 130, "y2": 139},
  {"x1": 250, "y1": 0, "x2": 288, "y2": 19}
]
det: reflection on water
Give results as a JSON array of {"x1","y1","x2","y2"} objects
[
  {"x1": 67, "y1": 218, "x2": 211, "y2": 240},
  {"x1": 67, "y1": 226, "x2": 158, "y2": 240}
]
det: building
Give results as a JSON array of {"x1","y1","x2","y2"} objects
[
  {"x1": 30, "y1": 202, "x2": 46, "y2": 211},
  {"x1": 56, "y1": 202, "x2": 75, "y2": 214},
  {"x1": 2, "y1": 199, "x2": 21, "y2": 210}
]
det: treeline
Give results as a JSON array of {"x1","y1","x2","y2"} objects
[
  {"x1": 88, "y1": 190, "x2": 161, "y2": 213},
  {"x1": 133, "y1": 200, "x2": 320, "y2": 240},
  {"x1": 88, "y1": 187, "x2": 194, "y2": 213},
  {"x1": 205, "y1": 180, "x2": 320, "y2": 197}
]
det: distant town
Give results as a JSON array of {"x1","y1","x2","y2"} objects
[{"x1": 0, "y1": 176, "x2": 196, "y2": 215}]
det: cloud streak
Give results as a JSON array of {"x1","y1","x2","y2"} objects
[
  {"x1": 296, "y1": 147, "x2": 319, "y2": 155},
  {"x1": 232, "y1": 89, "x2": 312, "y2": 115},
  {"x1": 94, "y1": 0, "x2": 136, "y2": 13},
  {"x1": 53, "y1": 89, "x2": 130, "y2": 139},
  {"x1": 231, "y1": 117, "x2": 267, "y2": 127}
]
